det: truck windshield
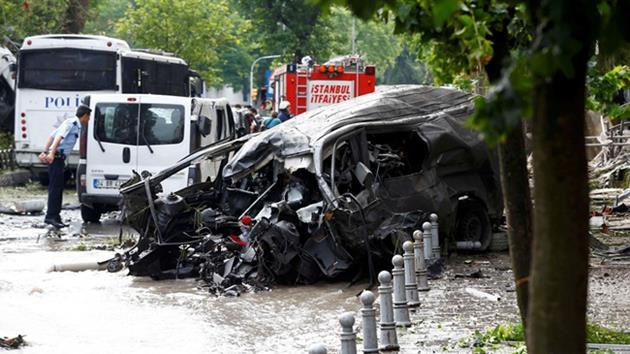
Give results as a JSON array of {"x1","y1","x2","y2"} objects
[
  {"x1": 94, "y1": 103, "x2": 185, "y2": 146},
  {"x1": 18, "y1": 48, "x2": 116, "y2": 91}
]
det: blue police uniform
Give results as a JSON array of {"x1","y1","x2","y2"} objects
[{"x1": 45, "y1": 116, "x2": 82, "y2": 225}]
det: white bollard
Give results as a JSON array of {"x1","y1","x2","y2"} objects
[
  {"x1": 308, "y1": 343, "x2": 327, "y2": 354},
  {"x1": 422, "y1": 222, "x2": 432, "y2": 261},
  {"x1": 360, "y1": 290, "x2": 379, "y2": 353},
  {"x1": 339, "y1": 312, "x2": 357, "y2": 354},
  {"x1": 391, "y1": 255, "x2": 411, "y2": 327},
  {"x1": 402, "y1": 241, "x2": 420, "y2": 307},
  {"x1": 430, "y1": 213, "x2": 440, "y2": 259},
  {"x1": 413, "y1": 230, "x2": 430, "y2": 292},
  {"x1": 377, "y1": 271, "x2": 399, "y2": 351}
]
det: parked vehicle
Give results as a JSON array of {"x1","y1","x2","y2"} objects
[
  {"x1": 13, "y1": 34, "x2": 201, "y2": 182},
  {"x1": 116, "y1": 85, "x2": 503, "y2": 288},
  {"x1": 77, "y1": 94, "x2": 235, "y2": 222},
  {"x1": 271, "y1": 55, "x2": 375, "y2": 115}
]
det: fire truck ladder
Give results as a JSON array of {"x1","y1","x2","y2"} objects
[{"x1": 296, "y1": 67, "x2": 308, "y2": 113}]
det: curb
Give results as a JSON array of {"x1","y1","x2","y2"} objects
[{"x1": 0, "y1": 169, "x2": 31, "y2": 187}]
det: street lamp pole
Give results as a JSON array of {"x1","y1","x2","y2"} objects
[{"x1": 249, "y1": 54, "x2": 281, "y2": 106}]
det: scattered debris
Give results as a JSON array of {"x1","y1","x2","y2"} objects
[
  {"x1": 454, "y1": 269, "x2": 487, "y2": 279},
  {"x1": 464, "y1": 287, "x2": 501, "y2": 302},
  {"x1": 0, "y1": 335, "x2": 26, "y2": 349},
  {"x1": 115, "y1": 86, "x2": 503, "y2": 294},
  {"x1": 0, "y1": 199, "x2": 45, "y2": 215}
]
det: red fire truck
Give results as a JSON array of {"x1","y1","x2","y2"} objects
[{"x1": 270, "y1": 55, "x2": 376, "y2": 115}]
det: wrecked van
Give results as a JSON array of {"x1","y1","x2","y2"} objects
[{"x1": 118, "y1": 85, "x2": 502, "y2": 290}]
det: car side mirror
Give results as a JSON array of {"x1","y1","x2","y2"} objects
[{"x1": 197, "y1": 115, "x2": 212, "y2": 136}]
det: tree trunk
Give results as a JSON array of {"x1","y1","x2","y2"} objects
[
  {"x1": 62, "y1": 0, "x2": 90, "y2": 34},
  {"x1": 497, "y1": 126, "x2": 533, "y2": 327},
  {"x1": 526, "y1": 2, "x2": 593, "y2": 350},
  {"x1": 484, "y1": 13, "x2": 534, "y2": 329}
]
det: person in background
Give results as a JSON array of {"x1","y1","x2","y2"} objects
[
  {"x1": 249, "y1": 107, "x2": 261, "y2": 133},
  {"x1": 278, "y1": 101, "x2": 292, "y2": 122},
  {"x1": 263, "y1": 111, "x2": 282, "y2": 129},
  {"x1": 38, "y1": 105, "x2": 91, "y2": 229}
]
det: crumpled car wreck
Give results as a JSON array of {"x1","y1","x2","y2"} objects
[{"x1": 118, "y1": 85, "x2": 503, "y2": 294}]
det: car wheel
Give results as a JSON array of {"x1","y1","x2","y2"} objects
[
  {"x1": 81, "y1": 204, "x2": 101, "y2": 223},
  {"x1": 456, "y1": 201, "x2": 492, "y2": 251}
]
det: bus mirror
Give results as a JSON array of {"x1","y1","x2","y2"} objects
[
  {"x1": 81, "y1": 95, "x2": 91, "y2": 107},
  {"x1": 9, "y1": 63, "x2": 16, "y2": 73},
  {"x1": 197, "y1": 115, "x2": 211, "y2": 136}
]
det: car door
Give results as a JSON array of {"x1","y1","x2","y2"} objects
[
  {"x1": 194, "y1": 99, "x2": 235, "y2": 182},
  {"x1": 135, "y1": 96, "x2": 190, "y2": 195},
  {"x1": 86, "y1": 96, "x2": 140, "y2": 197}
]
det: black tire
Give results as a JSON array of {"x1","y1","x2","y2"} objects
[
  {"x1": 456, "y1": 200, "x2": 492, "y2": 251},
  {"x1": 81, "y1": 204, "x2": 101, "y2": 223}
]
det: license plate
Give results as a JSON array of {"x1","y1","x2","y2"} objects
[{"x1": 93, "y1": 178, "x2": 122, "y2": 189}]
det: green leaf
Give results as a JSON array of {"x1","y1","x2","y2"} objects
[{"x1": 432, "y1": 0, "x2": 461, "y2": 27}]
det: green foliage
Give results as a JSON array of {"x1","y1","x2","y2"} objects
[
  {"x1": 457, "y1": 324, "x2": 526, "y2": 353},
  {"x1": 0, "y1": 132, "x2": 12, "y2": 149},
  {"x1": 83, "y1": 0, "x2": 130, "y2": 35},
  {"x1": 326, "y1": 7, "x2": 418, "y2": 84},
  {"x1": 0, "y1": 0, "x2": 70, "y2": 40},
  {"x1": 587, "y1": 323, "x2": 630, "y2": 344},
  {"x1": 468, "y1": 322, "x2": 630, "y2": 348},
  {"x1": 238, "y1": 0, "x2": 332, "y2": 62},
  {"x1": 381, "y1": 47, "x2": 430, "y2": 85},
  {"x1": 116, "y1": 0, "x2": 239, "y2": 87},
  {"x1": 587, "y1": 64, "x2": 630, "y2": 120},
  {"x1": 469, "y1": 56, "x2": 533, "y2": 144}
]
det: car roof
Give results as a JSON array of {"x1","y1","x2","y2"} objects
[{"x1": 222, "y1": 85, "x2": 475, "y2": 179}]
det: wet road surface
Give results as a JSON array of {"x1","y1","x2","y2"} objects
[{"x1": 1, "y1": 183, "x2": 628, "y2": 353}]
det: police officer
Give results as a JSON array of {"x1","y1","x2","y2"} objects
[{"x1": 39, "y1": 105, "x2": 91, "y2": 228}]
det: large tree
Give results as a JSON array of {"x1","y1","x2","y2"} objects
[
  {"x1": 115, "y1": 0, "x2": 239, "y2": 87},
  {"x1": 1, "y1": 0, "x2": 74, "y2": 40}
]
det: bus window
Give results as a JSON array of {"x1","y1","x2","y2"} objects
[
  {"x1": 18, "y1": 49, "x2": 116, "y2": 91},
  {"x1": 121, "y1": 58, "x2": 189, "y2": 96}
]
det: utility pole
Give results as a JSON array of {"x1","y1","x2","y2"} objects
[
  {"x1": 249, "y1": 54, "x2": 281, "y2": 106},
  {"x1": 351, "y1": 18, "x2": 356, "y2": 54}
]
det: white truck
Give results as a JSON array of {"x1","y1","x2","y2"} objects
[
  {"x1": 0, "y1": 46, "x2": 15, "y2": 133},
  {"x1": 77, "y1": 93, "x2": 235, "y2": 222}
]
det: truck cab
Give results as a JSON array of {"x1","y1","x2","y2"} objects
[{"x1": 77, "y1": 94, "x2": 234, "y2": 222}]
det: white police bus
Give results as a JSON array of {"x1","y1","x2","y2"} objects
[{"x1": 13, "y1": 34, "x2": 201, "y2": 182}]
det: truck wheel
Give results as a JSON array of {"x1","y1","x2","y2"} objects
[
  {"x1": 81, "y1": 204, "x2": 101, "y2": 223},
  {"x1": 456, "y1": 201, "x2": 492, "y2": 251}
]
